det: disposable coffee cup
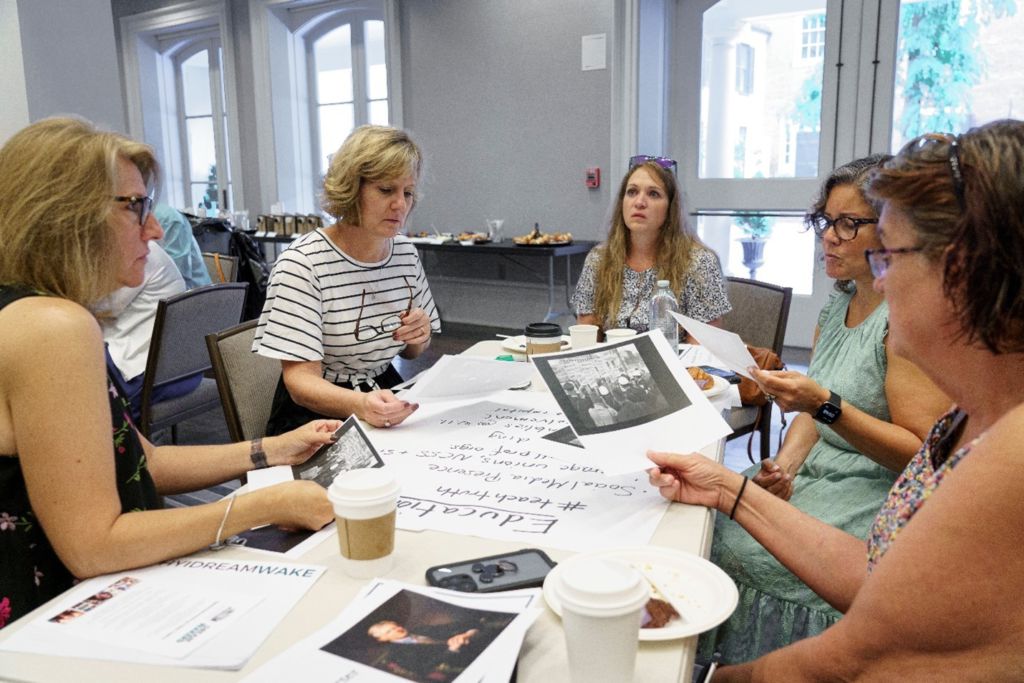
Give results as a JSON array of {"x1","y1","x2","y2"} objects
[
  {"x1": 327, "y1": 468, "x2": 401, "y2": 579},
  {"x1": 524, "y1": 322, "x2": 563, "y2": 357},
  {"x1": 604, "y1": 328, "x2": 638, "y2": 342},
  {"x1": 568, "y1": 324, "x2": 599, "y2": 350},
  {"x1": 557, "y1": 556, "x2": 649, "y2": 683}
]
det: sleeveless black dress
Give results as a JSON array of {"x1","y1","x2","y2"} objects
[{"x1": 0, "y1": 286, "x2": 160, "y2": 629}]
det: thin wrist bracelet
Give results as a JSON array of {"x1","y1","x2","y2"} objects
[
  {"x1": 210, "y1": 494, "x2": 236, "y2": 550},
  {"x1": 729, "y1": 476, "x2": 749, "y2": 521},
  {"x1": 250, "y1": 437, "x2": 268, "y2": 469}
]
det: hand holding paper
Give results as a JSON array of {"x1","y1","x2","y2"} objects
[{"x1": 670, "y1": 313, "x2": 759, "y2": 380}]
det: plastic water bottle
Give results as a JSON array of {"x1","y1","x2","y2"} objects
[{"x1": 649, "y1": 279, "x2": 679, "y2": 348}]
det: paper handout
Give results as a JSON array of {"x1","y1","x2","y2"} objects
[
  {"x1": 399, "y1": 355, "x2": 536, "y2": 403},
  {"x1": 671, "y1": 312, "x2": 759, "y2": 379}
]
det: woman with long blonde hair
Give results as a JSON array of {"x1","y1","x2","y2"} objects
[{"x1": 571, "y1": 156, "x2": 731, "y2": 337}]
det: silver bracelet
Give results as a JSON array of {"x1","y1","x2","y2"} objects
[
  {"x1": 250, "y1": 438, "x2": 268, "y2": 469},
  {"x1": 210, "y1": 494, "x2": 236, "y2": 551}
]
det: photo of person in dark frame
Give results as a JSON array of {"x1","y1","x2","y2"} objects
[
  {"x1": 293, "y1": 417, "x2": 384, "y2": 489},
  {"x1": 534, "y1": 334, "x2": 690, "y2": 436},
  {"x1": 320, "y1": 589, "x2": 515, "y2": 683}
]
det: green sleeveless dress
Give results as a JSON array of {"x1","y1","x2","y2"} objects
[{"x1": 700, "y1": 289, "x2": 894, "y2": 662}]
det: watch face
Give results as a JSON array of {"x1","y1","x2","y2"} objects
[{"x1": 820, "y1": 404, "x2": 841, "y2": 421}]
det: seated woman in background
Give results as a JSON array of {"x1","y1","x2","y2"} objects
[
  {"x1": 253, "y1": 125, "x2": 440, "y2": 435},
  {"x1": 651, "y1": 120, "x2": 1024, "y2": 679},
  {"x1": 0, "y1": 118, "x2": 341, "y2": 629},
  {"x1": 699, "y1": 155, "x2": 949, "y2": 662},
  {"x1": 571, "y1": 156, "x2": 731, "y2": 338}
]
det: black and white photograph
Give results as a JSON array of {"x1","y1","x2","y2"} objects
[
  {"x1": 294, "y1": 416, "x2": 384, "y2": 488},
  {"x1": 320, "y1": 589, "x2": 515, "y2": 683},
  {"x1": 533, "y1": 335, "x2": 690, "y2": 436}
]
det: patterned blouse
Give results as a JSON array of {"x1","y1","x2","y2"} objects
[
  {"x1": 866, "y1": 408, "x2": 978, "y2": 570},
  {"x1": 0, "y1": 286, "x2": 160, "y2": 629},
  {"x1": 571, "y1": 245, "x2": 732, "y2": 331}
]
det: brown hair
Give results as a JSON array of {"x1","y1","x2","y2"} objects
[
  {"x1": 806, "y1": 154, "x2": 892, "y2": 293},
  {"x1": 591, "y1": 161, "x2": 706, "y2": 327},
  {"x1": 321, "y1": 125, "x2": 422, "y2": 224},
  {"x1": 868, "y1": 119, "x2": 1024, "y2": 353},
  {"x1": 0, "y1": 117, "x2": 158, "y2": 305}
]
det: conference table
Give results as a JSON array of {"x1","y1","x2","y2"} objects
[{"x1": 0, "y1": 341, "x2": 728, "y2": 682}]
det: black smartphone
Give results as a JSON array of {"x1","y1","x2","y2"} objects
[
  {"x1": 699, "y1": 365, "x2": 742, "y2": 384},
  {"x1": 425, "y1": 548, "x2": 557, "y2": 593}
]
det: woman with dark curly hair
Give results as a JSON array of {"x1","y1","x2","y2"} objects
[
  {"x1": 571, "y1": 156, "x2": 731, "y2": 338},
  {"x1": 650, "y1": 119, "x2": 1024, "y2": 679},
  {"x1": 254, "y1": 125, "x2": 440, "y2": 434}
]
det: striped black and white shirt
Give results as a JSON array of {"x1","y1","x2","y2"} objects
[{"x1": 252, "y1": 230, "x2": 441, "y2": 386}]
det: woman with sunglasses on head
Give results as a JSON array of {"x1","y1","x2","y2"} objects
[
  {"x1": 0, "y1": 118, "x2": 342, "y2": 629},
  {"x1": 651, "y1": 120, "x2": 1024, "y2": 679},
  {"x1": 571, "y1": 156, "x2": 731, "y2": 339},
  {"x1": 693, "y1": 155, "x2": 948, "y2": 662},
  {"x1": 253, "y1": 125, "x2": 439, "y2": 434}
]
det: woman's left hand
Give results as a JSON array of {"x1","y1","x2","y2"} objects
[
  {"x1": 265, "y1": 419, "x2": 344, "y2": 467},
  {"x1": 394, "y1": 307, "x2": 432, "y2": 345},
  {"x1": 749, "y1": 367, "x2": 830, "y2": 415}
]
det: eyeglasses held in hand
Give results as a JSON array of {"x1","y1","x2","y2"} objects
[
  {"x1": 908, "y1": 133, "x2": 966, "y2": 209},
  {"x1": 628, "y1": 155, "x2": 677, "y2": 172},
  {"x1": 864, "y1": 246, "x2": 925, "y2": 279},
  {"x1": 354, "y1": 276, "x2": 414, "y2": 342},
  {"x1": 807, "y1": 213, "x2": 878, "y2": 243},
  {"x1": 112, "y1": 195, "x2": 154, "y2": 226}
]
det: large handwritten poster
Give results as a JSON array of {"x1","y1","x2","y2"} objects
[{"x1": 370, "y1": 391, "x2": 670, "y2": 553}]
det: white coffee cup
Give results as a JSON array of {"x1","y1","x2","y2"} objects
[
  {"x1": 327, "y1": 468, "x2": 401, "y2": 579},
  {"x1": 557, "y1": 556, "x2": 649, "y2": 683},
  {"x1": 568, "y1": 324, "x2": 599, "y2": 350},
  {"x1": 604, "y1": 328, "x2": 638, "y2": 342}
]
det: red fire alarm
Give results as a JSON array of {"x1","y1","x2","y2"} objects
[{"x1": 585, "y1": 167, "x2": 601, "y2": 189}]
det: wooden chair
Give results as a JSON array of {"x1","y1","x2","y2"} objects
[
  {"x1": 138, "y1": 283, "x2": 249, "y2": 441},
  {"x1": 203, "y1": 251, "x2": 239, "y2": 283},
  {"x1": 720, "y1": 277, "x2": 793, "y2": 462},
  {"x1": 206, "y1": 319, "x2": 281, "y2": 443}
]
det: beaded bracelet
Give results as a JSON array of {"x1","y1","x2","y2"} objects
[
  {"x1": 728, "y1": 476, "x2": 749, "y2": 521},
  {"x1": 210, "y1": 494, "x2": 236, "y2": 551}
]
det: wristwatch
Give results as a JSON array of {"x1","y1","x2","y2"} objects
[{"x1": 813, "y1": 390, "x2": 843, "y2": 424}]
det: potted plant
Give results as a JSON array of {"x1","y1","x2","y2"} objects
[{"x1": 735, "y1": 211, "x2": 773, "y2": 279}]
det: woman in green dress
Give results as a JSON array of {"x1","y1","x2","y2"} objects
[{"x1": 698, "y1": 155, "x2": 950, "y2": 661}]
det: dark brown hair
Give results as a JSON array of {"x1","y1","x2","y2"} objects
[{"x1": 868, "y1": 119, "x2": 1024, "y2": 353}]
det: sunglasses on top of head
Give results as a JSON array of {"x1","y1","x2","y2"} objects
[{"x1": 628, "y1": 155, "x2": 677, "y2": 172}]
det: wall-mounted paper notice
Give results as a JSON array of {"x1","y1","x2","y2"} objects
[{"x1": 582, "y1": 33, "x2": 606, "y2": 71}]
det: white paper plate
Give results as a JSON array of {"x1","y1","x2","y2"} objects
[
  {"x1": 501, "y1": 335, "x2": 572, "y2": 353},
  {"x1": 542, "y1": 546, "x2": 739, "y2": 641},
  {"x1": 703, "y1": 375, "x2": 730, "y2": 398}
]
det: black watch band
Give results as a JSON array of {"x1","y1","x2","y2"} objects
[{"x1": 813, "y1": 390, "x2": 842, "y2": 424}]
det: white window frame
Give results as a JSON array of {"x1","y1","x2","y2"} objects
[
  {"x1": 248, "y1": 0, "x2": 402, "y2": 214},
  {"x1": 119, "y1": 1, "x2": 244, "y2": 212}
]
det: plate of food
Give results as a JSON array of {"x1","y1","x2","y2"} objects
[
  {"x1": 687, "y1": 367, "x2": 730, "y2": 398},
  {"x1": 512, "y1": 226, "x2": 574, "y2": 246},
  {"x1": 542, "y1": 546, "x2": 739, "y2": 641},
  {"x1": 500, "y1": 335, "x2": 572, "y2": 353},
  {"x1": 457, "y1": 232, "x2": 490, "y2": 244}
]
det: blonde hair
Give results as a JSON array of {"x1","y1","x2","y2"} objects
[
  {"x1": 592, "y1": 161, "x2": 703, "y2": 327},
  {"x1": 321, "y1": 125, "x2": 422, "y2": 224},
  {"x1": 0, "y1": 117, "x2": 158, "y2": 305}
]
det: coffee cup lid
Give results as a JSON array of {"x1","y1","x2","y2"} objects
[
  {"x1": 525, "y1": 322, "x2": 562, "y2": 338},
  {"x1": 557, "y1": 556, "x2": 649, "y2": 616},
  {"x1": 328, "y1": 467, "x2": 400, "y2": 504}
]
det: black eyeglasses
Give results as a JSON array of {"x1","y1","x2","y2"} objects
[
  {"x1": 354, "y1": 276, "x2": 414, "y2": 342},
  {"x1": 864, "y1": 246, "x2": 925, "y2": 279},
  {"x1": 807, "y1": 213, "x2": 878, "y2": 243},
  {"x1": 909, "y1": 133, "x2": 966, "y2": 209},
  {"x1": 112, "y1": 195, "x2": 154, "y2": 226},
  {"x1": 629, "y1": 155, "x2": 677, "y2": 172}
]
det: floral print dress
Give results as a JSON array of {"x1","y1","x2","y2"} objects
[{"x1": 0, "y1": 286, "x2": 160, "y2": 629}]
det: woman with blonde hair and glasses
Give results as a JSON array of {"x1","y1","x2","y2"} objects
[
  {"x1": 254, "y1": 125, "x2": 440, "y2": 434},
  {"x1": 0, "y1": 118, "x2": 342, "y2": 629},
  {"x1": 571, "y1": 156, "x2": 731, "y2": 338},
  {"x1": 651, "y1": 120, "x2": 1024, "y2": 679}
]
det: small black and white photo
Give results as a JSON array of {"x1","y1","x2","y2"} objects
[
  {"x1": 533, "y1": 334, "x2": 690, "y2": 436},
  {"x1": 293, "y1": 416, "x2": 384, "y2": 488}
]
